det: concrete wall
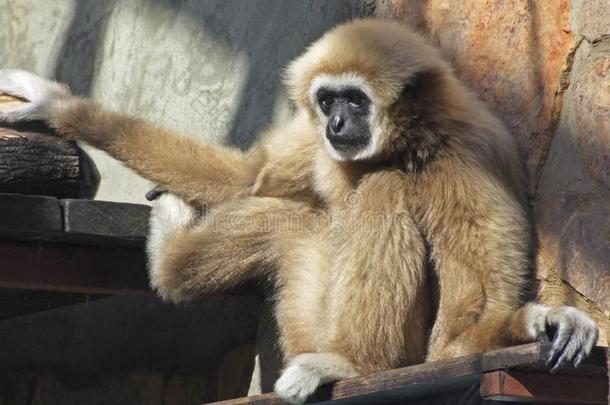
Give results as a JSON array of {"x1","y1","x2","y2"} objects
[{"x1": 0, "y1": 0, "x2": 372, "y2": 203}]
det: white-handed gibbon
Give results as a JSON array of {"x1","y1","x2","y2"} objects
[{"x1": 0, "y1": 19, "x2": 598, "y2": 404}]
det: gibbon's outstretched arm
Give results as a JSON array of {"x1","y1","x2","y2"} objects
[{"x1": 0, "y1": 69, "x2": 263, "y2": 206}]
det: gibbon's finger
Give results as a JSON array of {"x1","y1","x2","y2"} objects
[
  {"x1": 574, "y1": 325, "x2": 598, "y2": 367},
  {"x1": 550, "y1": 329, "x2": 579, "y2": 373},
  {"x1": 146, "y1": 187, "x2": 167, "y2": 201},
  {"x1": 546, "y1": 323, "x2": 571, "y2": 367},
  {"x1": 0, "y1": 102, "x2": 45, "y2": 123}
]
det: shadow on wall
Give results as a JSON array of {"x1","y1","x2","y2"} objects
[
  {"x1": 54, "y1": 0, "x2": 361, "y2": 148},
  {"x1": 54, "y1": 0, "x2": 116, "y2": 96},
  {"x1": 158, "y1": 0, "x2": 360, "y2": 148}
]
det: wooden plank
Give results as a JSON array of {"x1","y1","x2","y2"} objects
[
  {"x1": 61, "y1": 199, "x2": 150, "y2": 247},
  {"x1": 0, "y1": 192, "x2": 62, "y2": 238},
  {"x1": 480, "y1": 370, "x2": 608, "y2": 404},
  {"x1": 211, "y1": 343, "x2": 608, "y2": 404},
  {"x1": 0, "y1": 193, "x2": 150, "y2": 248},
  {"x1": 0, "y1": 240, "x2": 150, "y2": 295},
  {"x1": 208, "y1": 344, "x2": 547, "y2": 404}
]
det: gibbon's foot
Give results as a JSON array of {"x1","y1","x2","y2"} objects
[
  {"x1": 274, "y1": 353, "x2": 359, "y2": 404},
  {"x1": 0, "y1": 69, "x2": 69, "y2": 122},
  {"x1": 147, "y1": 192, "x2": 200, "y2": 292},
  {"x1": 145, "y1": 186, "x2": 166, "y2": 201},
  {"x1": 529, "y1": 305, "x2": 598, "y2": 373}
]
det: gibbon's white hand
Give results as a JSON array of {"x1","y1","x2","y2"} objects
[
  {"x1": 544, "y1": 306, "x2": 599, "y2": 372},
  {"x1": 0, "y1": 69, "x2": 69, "y2": 123}
]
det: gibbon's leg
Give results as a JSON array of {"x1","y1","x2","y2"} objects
[
  {"x1": 0, "y1": 69, "x2": 264, "y2": 205},
  {"x1": 274, "y1": 353, "x2": 359, "y2": 404},
  {"x1": 423, "y1": 165, "x2": 598, "y2": 371},
  {"x1": 274, "y1": 171, "x2": 429, "y2": 404},
  {"x1": 272, "y1": 234, "x2": 363, "y2": 404},
  {"x1": 148, "y1": 194, "x2": 313, "y2": 303}
]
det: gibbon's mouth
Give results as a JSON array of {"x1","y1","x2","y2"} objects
[{"x1": 326, "y1": 134, "x2": 369, "y2": 152}]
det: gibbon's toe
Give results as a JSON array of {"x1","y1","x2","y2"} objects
[
  {"x1": 545, "y1": 306, "x2": 598, "y2": 372},
  {"x1": 274, "y1": 363, "x2": 322, "y2": 404}
]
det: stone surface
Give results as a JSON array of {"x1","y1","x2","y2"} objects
[
  {"x1": 388, "y1": 0, "x2": 610, "y2": 343},
  {"x1": 536, "y1": 38, "x2": 610, "y2": 316},
  {"x1": 390, "y1": 0, "x2": 578, "y2": 189}
]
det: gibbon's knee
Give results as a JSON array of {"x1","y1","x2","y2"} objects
[
  {"x1": 146, "y1": 192, "x2": 201, "y2": 298},
  {"x1": 274, "y1": 353, "x2": 359, "y2": 404}
]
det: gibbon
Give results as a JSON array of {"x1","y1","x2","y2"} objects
[{"x1": 0, "y1": 19, "x2": 598, "y2": 404}]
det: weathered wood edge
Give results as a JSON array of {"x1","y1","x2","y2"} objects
[
  {"x1": 210, "y1": 343, "x2": 608, "y2": 405},
  {"x1": 480, "y1": 370, "x2": 608, "y2": 404},
  {"x1": 60, "y1": 198, "x2": 151, "y2": 247},
  {"x1": 0, "y1": 192, "x2": 150, "y2": 247}
]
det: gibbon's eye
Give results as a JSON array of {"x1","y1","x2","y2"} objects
[
  {"x1": 317, "y1": 91, "x2": 334, "y2": 114},
  {"x1": 320, "y1": 94, "x2": 333, "y2": 107},
  {"x1": 349, "y1": 93, "x2": 365, "y2": 107}
]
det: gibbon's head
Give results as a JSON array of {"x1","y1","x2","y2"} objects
[{"x1": 285, "y1": 19, "x2": 462, "y2": 163}]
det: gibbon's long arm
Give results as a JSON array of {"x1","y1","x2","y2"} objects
[
  {"x1": 423, "y1": 155, "x2": 598, "y2": 370},
  {"x1": 50, "y1": 97, "x2": 265, "y2": 205},
  {"x1": 0, "y1": 69, "x2": 263, "y2": 205}
]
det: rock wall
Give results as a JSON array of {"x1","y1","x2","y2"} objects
[{"x1": 384, "y1": 0, "x2": 609, "y2": 342}]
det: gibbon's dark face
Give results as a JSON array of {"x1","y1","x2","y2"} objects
[{"x1": 316, "y1": 86, "x2": 372, "y2": 158}]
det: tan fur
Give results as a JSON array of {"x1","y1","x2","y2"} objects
[{"x1": 10, "y1": 19, "x2": 595, "y2": 396}]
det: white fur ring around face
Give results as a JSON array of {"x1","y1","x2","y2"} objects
[{"x1": 0, "y1": 69, "x2": 68, "y2": 122}]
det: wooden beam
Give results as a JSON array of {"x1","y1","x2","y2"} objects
[
  {"x1": 480, "y1": 370, "x2": 608, "y2": 404},
  {"x1": 0, "y1": 193, "x2": 62, "y2": 239},
  {"x1": 61, "y1": 199, "x2": 150, "y2": 247},
  {"x1": 0, "y1": 240, "x2": 150, "y2": 295},
  {"x1": 0, "y1": 193, "x2": 150, "y2": 248},
  {"x1": 210, "y1": 343, "x2": 608, "y2": 404}
]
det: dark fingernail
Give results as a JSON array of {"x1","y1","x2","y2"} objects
[{"x1": 146, "y1": 188, "x2": 165, "y2": 201}]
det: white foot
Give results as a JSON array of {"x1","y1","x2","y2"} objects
[
  {"x1": 147, "y1": 192, "x2": 198, "y2": 290},
  {"x1": 274, "y1": 353, "x2": 359, "y2": 404}
]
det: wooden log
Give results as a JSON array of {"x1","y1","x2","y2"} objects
[{"x1": 0, "y1": 91, "x2": 99, "y2": 198}]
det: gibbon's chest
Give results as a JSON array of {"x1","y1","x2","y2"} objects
[{"x1": 314, "y1": 157, "x2": 426, "y2": 283}]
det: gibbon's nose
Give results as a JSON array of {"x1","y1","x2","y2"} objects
[{"x1": 330, "y1": 114, "x2": 345, "y2": 134}]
